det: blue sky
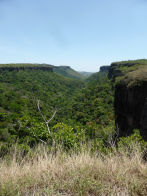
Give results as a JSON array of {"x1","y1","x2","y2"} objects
[{"x1": 0, "y1": 0, "x2": 147, "y2": 71}]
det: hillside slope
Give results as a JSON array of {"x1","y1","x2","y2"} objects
[
  {"x1": 0, "y1": 63, "x2": 115, "y2": 151},
  {"x1": 0, "y1": 64, "x2": 85, "y2": 145},
  {"x1": 0, "y1": 63, "x2": 85, "y2": 80},
  {"x1": 79, "y1": 71, "x2": 94, "y2": 77},
  {"x1": 69, "y1": 67, "x2": 114, "y2": 128},
  {"x1": 53, "y1": 65, "x2": 85, "y2": 80}
]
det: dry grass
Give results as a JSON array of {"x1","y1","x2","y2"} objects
[{"x1": 0, "y1": 146, "x2": 147, "y2": 196}]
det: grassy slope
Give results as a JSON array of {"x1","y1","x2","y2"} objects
[
  {"x1": 109, "y1": 59, "x2": 147, "y2": 86},
  {"x1": 0, "y1": 145, "x2": 147, "y2": 196}
]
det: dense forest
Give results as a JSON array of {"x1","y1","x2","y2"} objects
[
  {"x1": 1, "y1": 61, "x2": 147, "y2": 155},
  {"x1": 0, "y1": 64, "x2": 115, "y2": 154}
]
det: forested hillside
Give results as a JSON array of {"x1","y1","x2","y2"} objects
[
  {"x1": 70, "y1": 71, "x2": 114, "y2": 126},
  {"x1": 0, "y1": 63, "x2": 114, "y2": 154},
  {"x1": 0, "y1": 63, "x2": 85, "y2": 80},
  {"x1": 78, "y1": 71, "x2": 94, "y2": 77},
  {"x1": 53, "y1": 65, "x2": 85, "y2": 80}
]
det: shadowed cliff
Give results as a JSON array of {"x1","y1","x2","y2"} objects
[{"x1": 109, "y1": 59, "x2": 147, "y2": 140}]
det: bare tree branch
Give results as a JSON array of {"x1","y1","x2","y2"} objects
[
  {"x1": 37, "y1": 99, "x2": 57, "y2": 136},
  {"x1": 47, "y1": 109, "x2": 57, "y2": 123},
  {"x1": 33, "y1": 133, "x2": 47, "y2": 144},
  {"x1": 37, "y1": 100, "x2": 47, "y2": 124}
]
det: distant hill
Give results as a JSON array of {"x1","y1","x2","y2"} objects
[
  {"x1": 78, "y1": 71, "x2": 94, "y2": 77},
  {"x1": 85, "y1": 71, "x2": 108, "y2": 83},
  {"x1": 0, "y1": 63, "x2": 85, "y2": 80},
  {"x1": 53, "y1": 65, "x2": 85, "y2": 80},
  {"x1": 85, "y1": 65, "x2": 109, "y2": 83}
]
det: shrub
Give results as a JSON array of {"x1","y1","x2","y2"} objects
[
  {"x1": 51, "y1": 123, "x2": 86, "y2": 151},
  {"x1": 117, "y1": 129, "x2": 147, "y2": 154}
]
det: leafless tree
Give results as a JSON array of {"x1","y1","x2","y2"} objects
[
  {"x1": 37, "y1": 99, "x2": 57, "y2": 135},
  {"x1": 36, "y1": 99, "x2": 57, "y2": 144}
]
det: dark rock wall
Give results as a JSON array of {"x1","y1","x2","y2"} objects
[
  {"x1": 100, "y1": 66, "x2": 110, "y2": 72},
  {"x1": 0, "y1": 66, "x2": 53, "y2": 72},
  {"x1": 115, "y1": 82, "x2": 147, "y2": 140}
]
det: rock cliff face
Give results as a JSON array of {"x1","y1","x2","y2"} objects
[
  {"x1": 109, "y1": 60, "x2": 147, "y2": 140},
  {"x1": 0, "y1": 66, "x2": 53, "y2": 72},
  {"x1": 115, "y1": 82, "x2": 147, "y2": 140},
  {"x1": 100, "y1": 66, "x2": 110, "y2": 72}
]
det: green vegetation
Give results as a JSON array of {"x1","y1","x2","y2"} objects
[
  {"x1": 0, "y1": 62, "x2": 147, "y2": 195},
  {"x1": 78, "y1": 71, "x2": 94, "y2": 77},
  {"x1": 0, "y1": 132, "x2": 147, "y2": 196},
  {"x1": 85, "y1": 70, "x2": 108, "y2": 83},
  {"x1": 0, "y1": 63, "x2": 114, "y2": 156},
  {"x1": 109, "y1": 59, "x2": 147, "y2": 86},
  {"x1": 71, "y1": 72, "x2": 114, "y2": 127},
  {"x1": 0, "y1": 68, "x2": 85, "y2": 153},
  {"x1": 53, "y1": 65, "x2": 86, "y2": 80},
  {"x1": 0, "y1": 63, "x2": 53, "y2": 68},
  {"x1": 0, "y1": 63, "x2": 85, "y2": 80}
]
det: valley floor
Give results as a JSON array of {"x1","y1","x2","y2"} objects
[{"x1": 0, "y1": 146, "x2": 147, "y2": 196}]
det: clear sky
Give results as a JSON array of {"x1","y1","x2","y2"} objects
[{"x1": 0, "y1": 0, "x2": 147, "y2": 71}]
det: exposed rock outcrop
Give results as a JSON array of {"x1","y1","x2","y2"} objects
[
  {"x1": 100, "y1": 66, "x2": 110, "y2": 72},
  {"x1": 109, "y1": 60, "x2": 147, "y2": 140},
  {"x1": 0, "y1": 66, "x2": 53, "y2": 72},
  {"x1": 115, "y1": 81, "x2": 147, "y2": 140},
  {"x1": 108, "y1": 63, "x2": 124, "y2": 80}
]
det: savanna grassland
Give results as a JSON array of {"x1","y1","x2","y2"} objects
[{"x1": 0, "y1": 143, "x2": 147, "y2": 196}]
